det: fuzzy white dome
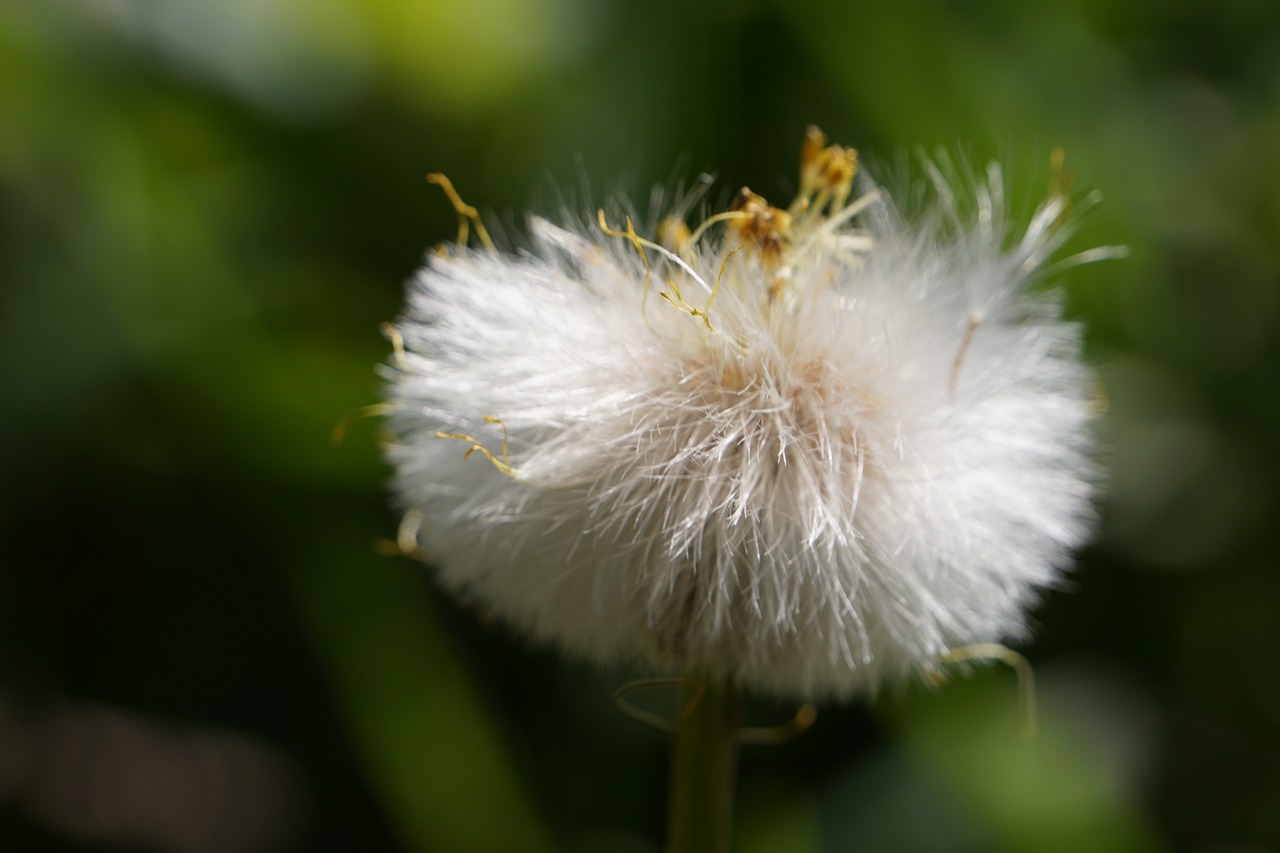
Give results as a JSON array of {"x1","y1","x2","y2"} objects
[{"x1": 385, "y1": 133, "x2": 1100, "y2": 701}]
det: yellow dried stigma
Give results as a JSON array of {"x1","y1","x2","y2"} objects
[
  {"x1": 427, "y1": 172, "x2": 495, "y2": 253},
  {"x1": 436, "y1": 416, "x2": 518, "y2": 479}
]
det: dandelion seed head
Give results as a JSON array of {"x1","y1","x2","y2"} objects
[{"x1": 384, "y1": 129, "x2": 1102, "y2": 700}]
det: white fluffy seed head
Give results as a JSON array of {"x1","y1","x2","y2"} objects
[{"x1": 385, "y1": 132, "x2": 1102, "y2": 701}]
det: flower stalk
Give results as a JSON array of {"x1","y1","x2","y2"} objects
[{"x1": 666, "y1": 678, "x2": 743, "y2": 853}]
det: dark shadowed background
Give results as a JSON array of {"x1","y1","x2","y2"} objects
[{"x1": 3, "y1": 1, "x2": 1280, "y2": 851}]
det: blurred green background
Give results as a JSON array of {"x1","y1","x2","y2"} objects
[{"x1": 3, "y1": 0, "x2": 1279, "y2": 850}]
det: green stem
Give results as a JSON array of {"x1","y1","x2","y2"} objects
[{"x1": 666, "y1": 678, "x2": 743, "y2": 853}]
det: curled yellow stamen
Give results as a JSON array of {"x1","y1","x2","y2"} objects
[
  {"x1": 659, "y1": 243, "x2": 747, "y2": 331},
  {"x1": 612, "y1": 677, "x2": 693, "y2": 734},
  {"x1": 928, "y1": 643, "x2": 1038, "y2": 738},
  {"x1": 427, "y1": 172, "x2": 496, "y2": 252},
  {"x1": 612, "y1": 678, "x2": 817, "y2": 746},
  {"x1": 380, "y1": 321, "x2": 406, "y2": 365},
  {"x1": 331, "y1": 403, "x2": 392, "y2": 446},
  {"x1": 658, "y1": 280, "x2": 705, "y2": 329},
  {"x1": 736, "y1": 704, "x2": 817, "y2": 746},
  {"x1": 598, "y1": 210, "x2": 714, "y2": 295},
  {"x1": 598, "y1": 209, "x2": 653, "y2": 312},
  {"x1": 436, "y1": 416, "x2": 517, "y2": 478},
  {"x1": 705, "y1": 244, "x2": 746, "y2": 318},
  {"x1": 374, "y1": 509, "x2": 424, "y2": 559},
  {"x1": 685, "y1": 209, "x2": 754, "y2": 248},
  {"x1": 397, "y1": 509, "x2": 424, "y2": 558}
]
